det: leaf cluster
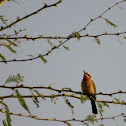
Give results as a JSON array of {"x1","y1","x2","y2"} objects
[
  {"x1": 0, "y1": 15, "x2": 8, "y2": 25},
  {"x1": 0, "y1": 101, "x2": 12, "y2": 126},
  {"x1": 5, "y1": 73, "x2": 24, "y2": 85},
  {"x1": 15, "y1": 89, "x2": 31, "y2": 114}
]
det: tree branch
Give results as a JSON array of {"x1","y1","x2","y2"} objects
[
  {"x1": 0, "y1": 0, "x2": 62, "y2": 31},
  {"x1": 0, "y1": 31, "x2": 126, "y2": 41},
  {"x1": 0, "y1": 109, "x2": 125, "y2": 124},
  {"x1": 0, "y1": 93, "x2": 126, "y2": 105},
  {"x1": 79, "y1": 0, "x2": 126, "y2": 32},
  {"x1": 0, "y1": 38, "x2": 70, "y2": 63},
  {"x1": 0, "y1": 0, "x2": 125, "y2": 63},
  {"x1": 0, "y1": 85, "x2": 125, "y2": 96}
]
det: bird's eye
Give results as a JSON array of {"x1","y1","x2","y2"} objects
[{"x1": 86, "y1": 73, "x2": 91, "y2": 78}]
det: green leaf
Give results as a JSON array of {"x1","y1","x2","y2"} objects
[
  {"x1": 33, "y1": 90, "x2": 46, "y2": 101},
  {"x1": 67, "y1": 32, "x2": 75, "y2": 38},
  {"x1": 100, "y1": 124, "x2": 104, "y2": 126},
  {"x1": 0, "y1": 101, "x2": 12, "y2": 126},
  {"x1": 0, "y1": 15, "x2": 8, "y2": 25},
  {"x1": 97, "y1": 102, "x2": 104, "y2": 116},
  {"x1": 39, "y1": 54, "x2": 47, "y2": 64},
  {"x1": 86, "y1": 114, "x2": 96, "y2": 124},
  {"x1": 74, "y1": 32, "x2": 81, "y2": 40},
  {"x1": 4, "y1": 38, "x2": 18, "y2": 47},
  {"x1": 15, "y1": 89, "x2": 31, "y2": 114},
  {"x1": 105, "y1": 18, "x2": 118, "y2": 28},
  {"x1": 5, "y1": 75, "x2": 19, "y2": 84},
  {"x1": 114, "y1": 98, "x2": 122, "y2": 105},
  {"x1": 31, "y1": 90, "x2": 40, "y2": 108},
  {"x1": 124, "y1": 117, "x2": 126, "y2": 122},
  {"x1": 5, "y1": 73, "x2": 24, "y2": 84},
  {"x1": 67, "y1": 32, "x2": 81, "y2": 40},
  {"x1": 3, "y1": 120, "x2": 7, "y2": 126},
  {"x1": 5, "y1": 45, "x2": 17, "y2": 54},
  {"x1": 50, "y1": 94, "x2": 57, "y2": 104},
  {"x1": 47, "y1": 39, "x2": 53, "y2": 47},
  {"x1": 102, "y1": 102, "x2": 109, "y2": 108},
  {"x1": 63, "y1": 45, "x2": 69, "y2": 50},
  {"x1": 33, "y1": 96, "x2": 40, "y2": 108},
  {"x1": 64, "y1": 98, "x2": 74, "y2": 115},
  {"x1": 114, "y1": 98, "x2": 120, "y2": 102},
  {"x1": 0, "y1": 53, "x2": 6, "y2": 62},
  {"x1": 39, "y1": 35, "x2": 43, "y2": 38},
  {"x1": 123, "y1": 36, "x2": 126, "y2": 39},
  {"x1": 80, "y1": 94, "x2": 86, "y2": 103},
  {"x1": 14, "y1": 30, "x2": 18, "y2": 35},
  {"x1": 17, "y1": 73, "x2": 24, "y2": 83},
  {"x1": 64, "y1": 121, "x2": 72, "y2": 126}
]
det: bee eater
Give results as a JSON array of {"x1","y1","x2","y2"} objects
[{"x1": 81, "y1": 71, "x2": 98, "y2": 114}]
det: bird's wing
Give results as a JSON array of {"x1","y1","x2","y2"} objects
[{"x1": 92, "y1": 80, "x2": 96, "y2": 98}]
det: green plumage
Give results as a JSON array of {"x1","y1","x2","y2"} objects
[{"x1": 92, "y1": 80, "x2": 96, "y2": 98}]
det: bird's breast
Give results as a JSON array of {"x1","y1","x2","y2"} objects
[{"x1": 81, "y1": 79, "x2": 94, "y2": 95}]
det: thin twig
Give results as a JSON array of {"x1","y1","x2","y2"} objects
[
  {"x1": 0, "y1": 0, "x2": 62, "y2": 31},
  {"x1": 78, "y1": 0, "x2": 125, "y2": 32},
  {"x1": 0, "y1": 38, "x2": 70, "y2": 63},
  {"x1": 0, "y1": 31, "x2": 126, "y2": 40},
  {"x1": 0, "y1": 109, "x2": 125, "y2": 123}
]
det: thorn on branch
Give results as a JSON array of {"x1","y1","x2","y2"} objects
[
  {"x1": 43, "y1": 3, "x2": 47, "y2": 7},
  {"x1": 86, "y1": 34, "x2": 89, "y2": 36},
  {"x1": 30, "y1": 87, "x2": 33, "y2": 89},
  {"x1": 119, "y1": 90, "x2": 122, "y2": 93},
  {"x1": 99, "y1": 92, "x2": 103, "y2": 94},
  {"x1": 90, "y1": 18, "x2": 94, "y2": 21}
]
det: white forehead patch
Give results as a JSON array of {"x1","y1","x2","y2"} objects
[{"x1": 85, "y1": 71, "x2": 92, "y2": 78}]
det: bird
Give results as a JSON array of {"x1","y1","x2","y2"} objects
[{"x1": 81, "y1": 70, "x2": 98, "y2": 114}]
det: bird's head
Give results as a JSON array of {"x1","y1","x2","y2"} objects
[{"x1": 83, "y1": 70, "x2": 92, "y2": 80}]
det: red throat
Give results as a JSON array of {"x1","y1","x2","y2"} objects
[{"x1": 84, "y1": 74, "x2": 90, "y2": 80}]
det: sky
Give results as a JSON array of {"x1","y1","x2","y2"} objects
[{"x1": 0, "y1": 0, "x2": 126, "y2": 126}]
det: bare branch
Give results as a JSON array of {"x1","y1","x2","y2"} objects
[
  {"x1": 0, "y1": 31, "x2": 126, "y2": 41},
  {"x1": 0, "y1": 0, "x2": 62, "y2": 31},
  {"x1": 0, "y1": 109, "x2": 125, "y2": 123},
  {"x1": 79, "y1": 0, "x2": 126, "y2": 32}
]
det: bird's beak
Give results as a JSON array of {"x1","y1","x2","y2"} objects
[{"x1": 83, "y1": 70, "x2": 85, "y2": 73}]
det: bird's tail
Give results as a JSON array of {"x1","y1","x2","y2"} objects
[{"x1": 90, "y1": 96, "x2": 98, "y2": 114}]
